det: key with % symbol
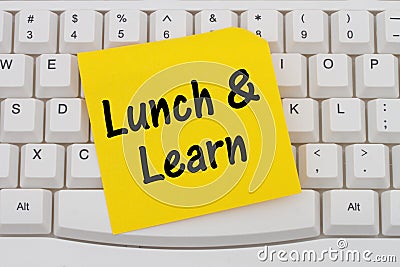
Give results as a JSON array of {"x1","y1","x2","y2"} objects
[{"x1": 117, "y1": 14, "x2": 127, "y2": 23}]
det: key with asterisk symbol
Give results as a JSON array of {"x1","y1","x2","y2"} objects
[{"x1": 241, "y1": 10, "x2": 283, "y2": 52}]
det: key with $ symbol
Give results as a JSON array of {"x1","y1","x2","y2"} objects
[{"x1": 59, "y1": 10, "x2": 103, "y2": 53}]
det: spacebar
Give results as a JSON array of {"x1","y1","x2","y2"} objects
[{"x1": 54, "y1": 190, "x2": 320, "y2": 247}]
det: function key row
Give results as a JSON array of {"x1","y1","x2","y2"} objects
[{"x1": 0, "y1": 9, "x2": 399, "y2": 54}]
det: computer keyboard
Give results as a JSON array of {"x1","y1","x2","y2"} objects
[{"x1": 1, "y1": 0, "x2": 400, "y2": 266}]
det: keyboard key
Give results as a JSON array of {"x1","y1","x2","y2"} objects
[
  {"x1": 382, "y1": 190, "x2": 400, "y2": 236},
  {"x1": 0, "y1": 98, "x2": 44, "y2": 143},
  {"x1": 0, "y1": 11, "x2": 12, "y2": 53},
  {"x1": 195, "y1": 10, "x2": 238, "y2": 33},
  {"x1": 331, "y1": 10, "x2": 374, "y2": 54},
  {"x1": 299, "y1": 144, "x2": 343, "y2": 188},
  {"x1": 0, "y1": 54, "x2": 33, "y2": 97},
  {"x1": 54, "y1": 190, "x2": 319, "y2": 246},
  {"x1": 272, "y1": 54, "x2": 307, "y2": 97},
  {"x1": 67, "y1": 144, "x2": 102, "y2": 188},
  {"x1": 20, "y1": 144, "x2": 65, "y2": 189},
  {"x1": 345, "y1": 144, "x2": 390, "y2": 189},
  {"x1": 309, "y1": 54, "x2": 353, "y2": 98},
  {"x1": 321, "y1": 98, "x2": 366, "y2": 143},
  {"x1": 0, "y1": 189, "x2": 52, "y2": 234},
  {"x1": 35, "y1": 54, "x2": 79, "y2": 98},
  {"x1": 292, "y1": 145, "x2": 297, "y2": 168},
  {"x1": 105, "y1": 10, "x2": 147, "y2": 48},
  {"x1": 60, "y1": 10, "x2": 103, "y2": 53},
  {"x1": 45, "y1": 98, "x2": 89, "y2": 143},
  {"x1": 282, "y1": 98, "x2": 319, "y2": 143},
  {"x1": 90, "y1": 124, "x2": 94, "y2": 142},
  {"x1": 323, "y1": 190, "x2": 379, "y2": 235},
  {"x1": 368, "y1": 99, "x2": 400, "y2": 143},
  {"x1": 0, "y1": 144, "x2": 19, "y2": 188},
  {"x1": 80, "y1": 82, "x2": 85, "y2": 98},
  {"x1": 377, "y1": 11, "x2": 400, "y2": 54},
  {"x1": 285, "y1": 10, "x2": 329, "y2": 54},
  {"x1": 14, "y1": 10, "x2": 58, "y2": 54},
  {"x1": 355, "y1": 54, "x2": 399, "y2": 98},
  {"x1": 150, "y1": 10, "x2": 193, "y2": 41},
  {"x1": 241, "y1": 10, "x2": 283, "y2": 52},
  {"x1": 392, "y1": 146, "x2": 400, "y2": 189}
]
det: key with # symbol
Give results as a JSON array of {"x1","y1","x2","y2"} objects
[{"x1": 14, "y1": 10, "x2": 58, "y2": 54}]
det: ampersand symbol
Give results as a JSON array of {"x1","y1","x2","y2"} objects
[
  {"x1": 209, "y1": 14, "x2": 217, "y2": 23},
  {"x1": 228, "y1": 69, "x2": 260, "y2": 109}
]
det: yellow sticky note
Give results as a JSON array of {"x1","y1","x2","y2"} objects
[{"x1": 78, "y1": 27, "x2": 301, "y2": 234}]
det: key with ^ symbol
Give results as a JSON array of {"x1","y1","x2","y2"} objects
[{"x1": 150, "y1": 10, "x2": 193, "y2": 41}]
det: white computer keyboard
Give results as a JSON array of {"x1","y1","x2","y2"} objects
[{"x1": 1, "y1": 0, "x2": 400, "y2": 266}]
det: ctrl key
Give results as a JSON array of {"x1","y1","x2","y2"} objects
[{"x1": 0, "y1": 189, "x2": 52, "y2": 234}]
